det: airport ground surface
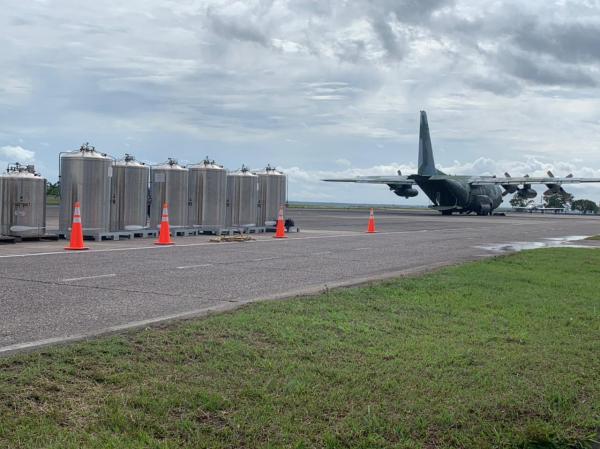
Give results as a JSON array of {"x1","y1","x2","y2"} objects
[{"x1": 1, "y1": 207, "x2": 600, "y2": 355}]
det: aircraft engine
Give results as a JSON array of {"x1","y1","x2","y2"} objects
[
  {"x1": 544, "y1": 171, "x2": 571, "y2": 196},
  {"x1": 390, "y1": 184, "x2": 418, "y2": 198},
  {"x1": 544, "y1": 184, "x2": 567, "y2": 197},
  {"x1": 501, "y1": 184, "x2": 518, "y2": 196},
  {"x1": 501, "y1": 172, "x2": 518, "y2": 196},
  {"x1": 516, "y1": 187, "x2": 537, "y2": 199}
]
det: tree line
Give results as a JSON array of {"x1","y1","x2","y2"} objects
[
  {"x1": 509, "y1": 191, "x2": 599, "y2": 214},
  {"x1": 46, "y1": 181, "x2": 60, "y2": 197}
]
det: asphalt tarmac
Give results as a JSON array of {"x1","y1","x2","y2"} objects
[{"x1": 1, "y1": 207, "x2": 599, "y2": 355}]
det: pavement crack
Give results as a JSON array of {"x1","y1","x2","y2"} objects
[{"x1": 0, "y1": 275, "x2": 241, "y2": 304}]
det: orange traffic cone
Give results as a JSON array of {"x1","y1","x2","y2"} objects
[
  {"x1": 274, "y1": 206, "x2": 287, "y2": 239},
  {"x1": 366, "y1": 208, "x2": 377, "y2": 234},
  {"x1": 155, "y1": 203, "x2": 175, "y2": 245},
  {"x1": 65, "y1": 201, "x2": 89, "y2": 250}
]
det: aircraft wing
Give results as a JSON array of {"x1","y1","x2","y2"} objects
[
  {"x1": 322, "y1": 176, "x2": 414, "y2": 185},
  {"x1": 471, "y1": 176, "x2": 600, "y2": 186}
]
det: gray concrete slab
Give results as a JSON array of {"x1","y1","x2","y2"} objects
[{"x1": 1, "y1": 208, "x2": 599, "y2": 354}]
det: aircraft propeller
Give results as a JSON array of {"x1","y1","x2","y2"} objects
[
  {"x1": 500, "y1": 173, "x2": 537, "y2": 198},
  {"x1": 544, "y1": 171, "x2": 572, "y2": 196},
  {"x1": 516, "y1": 174, "x2": 537, "y2": 199},
  {"x1": 501, "y1": 171, "x2": 575, "y2": 198},
  {"x1": 501, "y1": 172, "x2": 518, "y2": 196}
]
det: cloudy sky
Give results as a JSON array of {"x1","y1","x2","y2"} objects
[{"x1": 1, "y1": 0, "x2": 600, "y2": 204}]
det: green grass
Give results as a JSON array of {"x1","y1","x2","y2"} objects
[
  {"x1": 585, "y1": 235, "x2": 600, "y2": 241},
  {"x1": 46, "y1": 195, "x2": 60, "y2": 206},
  {"x1": 1, "y1": 248, "x2": 599, "y2": 449}
]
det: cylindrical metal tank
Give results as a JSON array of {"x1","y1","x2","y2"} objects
[
  {"x1": 149, "y1": 159, "x2": 189, "y2": 228},
  {"x1": 188, "y1": 157, "x2": 227, "y2": 228},
  {"x1": 0, "y1": 163, "x2": 47, "y2": 237},
  {"x1": 59, "y1": 143, "x2": 112, "y2": 235},
  {"x1": 110, "y1": 154, "x2": 150, "y2": 231},
  {"x1": 256, "y1": 164, "x2": 287, "y2": 226},
  {"x1": 226, "y1": 166, "x2": 259, "y2": 227}
]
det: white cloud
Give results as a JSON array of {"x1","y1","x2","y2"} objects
[
  {"x1": 0, "y1": 145, "x2": 35, "y2": 162},
  {"x1": 0, "y1": 76, "x2": 32, "y2": 105},
  {"x1": 0, "y1": 0, "x2": 599, "y2": 206},
  {"x1": 335, "y1": 158, "x2": 352, "y2": 167}
]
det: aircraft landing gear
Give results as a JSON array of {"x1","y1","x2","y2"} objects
[{"x1": 477, "y1": 204, "x2": 492, "y2": 216}]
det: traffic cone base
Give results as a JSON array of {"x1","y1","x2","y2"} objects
[
  {"x1": 366, "y1": 208, "x2": 377, "y2": 234},
  {"x1": 155, "y1": 202, "x2": 175, "y2": 245},
  {"x1": 65, "y1": 245, "x2": 89, "y2": 251},
  {"x1": 65, "y1": 201, "x2": 89, "y2": 250},
  {"x1": 274, "y1": 206, "x2": 287, "y2": 239}
]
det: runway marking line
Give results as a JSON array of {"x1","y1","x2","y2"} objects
[
  {"x1": 250, "y1": 257, "x2": 280, "y2": 262},
  {"x1": 0, "y1": 227, "x2": 483, "y2": 259},
  {"x1": 61, "y1": 274, "x2": 117, "y2": 282},
  {"x1": 176, "y1": 264, "x2": 213, "y2": 270},
  {"x1": 0, "y1": 261, "x2": 455, "y2": 356}
]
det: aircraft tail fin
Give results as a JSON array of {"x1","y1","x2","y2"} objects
[{"x1": 418, "y1": 110, "x2": 436, "y2": 176}]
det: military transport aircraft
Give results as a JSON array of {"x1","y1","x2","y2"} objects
[{"x1": 324, "y1": 111, "x2": 600, "y2": 215}]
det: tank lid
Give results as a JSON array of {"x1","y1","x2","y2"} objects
[
  {"x1": 188, "y1": 156, "x2": 225, "y2": 170},
  {"x1": 2, "y1": 162, "x2": 42, "y2": 178},
  {"x1": 114, "y1": 153, "x2": 147, "y2": 167},
  {"x1": 62, "y1": 142, "x2": 111, "y2": 159},
  {"x1": 255, "y1": 164, "x2": 284, "y2": 175},
  {"x1": 153, "y1": 158, "x2": 187, "y2": 170},
  {"x1": 229, "y1": 164, "x2": 258, "y2": 177}
]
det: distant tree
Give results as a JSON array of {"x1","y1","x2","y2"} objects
[
  {"x1": 509, "y1": 196, "x2": 534, "y2": 208},
  {"x1": 46, "y1": 181, "x2": 60, "y2": 197},
  {"x1": 544, "y1": 192, "x2": 573, "y2": 209},
  {"x1": 571, "y1": 199, "x2": 599, "y2": 214}
]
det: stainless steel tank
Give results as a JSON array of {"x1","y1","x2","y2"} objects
[
  {"x1": 59, "y1": 143, "x2": 112, "y2": 234},
  {"x1": 110, "y1": 154, "x2": 150, "y2": 231},
  {"x1": 256, "y1": 164, "x2": 287, "y2": 226},
  {"x1": 0, "y1": 163, "x2": 46, "y2": 237},
  {"x1": 226, "y1": 166, "x2": 259, "y2": 227},
  {"x1": 188, "y1": 157, "x2": 227, "y2": 227},
  {"x1": 150, "y1": 159, "x2": 189, "y2": 228}
]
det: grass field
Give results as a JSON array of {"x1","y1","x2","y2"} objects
[
  {"x1": 46, "y1": 195, "x2": 60, "y2": 206},
  {"x1": 0, "y1": 248, "x2": 598, "y2": 449},
  {"x1": 586, "y1": 235, "x2": 600, "y2": 241}
]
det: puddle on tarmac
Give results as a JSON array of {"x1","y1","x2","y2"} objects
[{"x1": 476, "y1": 236, "x2": 592, "y2": 253}]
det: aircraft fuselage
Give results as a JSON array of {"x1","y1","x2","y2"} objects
[{"x1": 410, "y1": 175, "x2": 503, "y2": 215}]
